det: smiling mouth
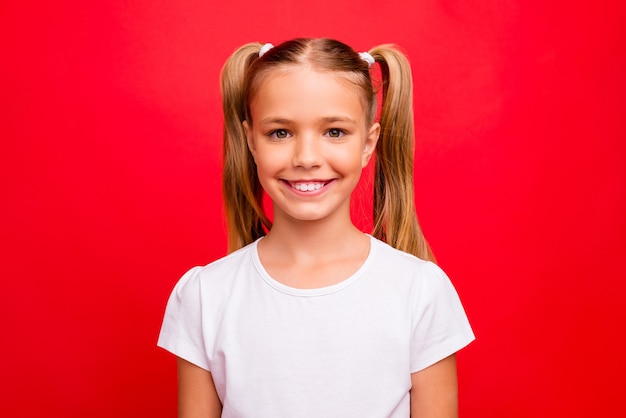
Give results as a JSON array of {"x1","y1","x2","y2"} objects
[{"x1": 288, "y1": 181, "x2": 329, "y2": 192}]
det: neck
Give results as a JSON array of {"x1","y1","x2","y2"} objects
[
  {"x1": 262, "y1": 212, "x2": 366, "y2": 263},
  {"x1": 257, "y1": 205, "x2": 372, "y2": 289}
]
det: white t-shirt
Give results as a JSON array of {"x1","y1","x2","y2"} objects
[{"x1": 158, "y1": 235, "x2": 474, "y2": 417}]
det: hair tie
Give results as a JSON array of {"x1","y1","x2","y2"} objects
[
  {"x1": 359, "y1": 52, "x2": 375, "y2": 67},
  {"x1": 259, "y1": 43, "x2": 274, "y2": 58}
]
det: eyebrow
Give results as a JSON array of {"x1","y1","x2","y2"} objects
[
  {"x1": 319, "y1": 116, "x2": 357, "y2": 124},
  {"x1": 259, "y1": 116, "x2": 357, "y2": 125},
  {"x1": 259, "y1": 117, "x2": 292, "y2": 125}
]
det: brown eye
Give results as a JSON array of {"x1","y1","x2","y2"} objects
[
  {"x1": 327, "y1": 128, "x2": 344, "y2": 138},
  {"x1": 270, "y1": 129, "x2": 290, "y2": 139}
]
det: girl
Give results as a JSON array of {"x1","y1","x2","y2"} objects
[{"x1": 158, "y1": 38, "x2": 474, "y2": 417}]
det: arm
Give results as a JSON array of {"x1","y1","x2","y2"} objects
[
  {"x1": 410, "y1": 354, "x2": 458, "y2": 418},
  {"x1": 177, "y1": 357, "x2": 222, "y2": 418}
]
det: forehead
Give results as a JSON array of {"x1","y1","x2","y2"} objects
[{"x1": 248, "y1": 66, "x2": 367, "y2": 121}]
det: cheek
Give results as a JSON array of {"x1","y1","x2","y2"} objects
[
  {"x1": 329, "y1": 145, "x2": 366, "y2": 171},
  {"x1": 253, "y1": 148, "x2": 286, "y2": 175}
]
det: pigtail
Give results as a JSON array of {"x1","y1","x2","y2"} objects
[
  {"x1": 220, "y1": 43, "x2": 271, "y2": 253},
  {"x1": 369, "y1": 45, "x2": 435, "y2": 262}
]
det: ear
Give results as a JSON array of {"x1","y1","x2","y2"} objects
[
  {"x1": 243, "y1": 120, "x2": 256, "y2": 161},
  {"x1": 362, "y1": 122, "x2": 380, "y2": 168}
]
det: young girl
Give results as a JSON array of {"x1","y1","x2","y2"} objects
[{"x1": 158, "y1": 38, "x2": 474, "y2": 417}]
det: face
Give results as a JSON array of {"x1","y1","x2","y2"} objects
[{"x1": 244, "y1": 66, "x2": 379, "y2": 226}]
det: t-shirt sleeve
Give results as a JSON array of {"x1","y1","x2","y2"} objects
[
  {"x1": 157, "y1": 266, "x2": 211, "y2": 371},
  {"x1": 410, "y1": 262, "x2": 475, "y2": 373}
]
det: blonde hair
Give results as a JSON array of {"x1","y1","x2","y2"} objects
[{"x1": 220, "y1": 38, "x2": 435, "y2": 262}]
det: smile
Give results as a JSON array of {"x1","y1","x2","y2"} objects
[{"x1": 289, "y1": 181, "x2": 328, "y2": 192}]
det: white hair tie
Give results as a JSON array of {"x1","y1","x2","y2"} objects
[
  {"x1": 259, "y1": 43, "x2": 274, "y2": 58},
  {"x1": 359, "y1": 52, "x2": 375, "y2": 67}
]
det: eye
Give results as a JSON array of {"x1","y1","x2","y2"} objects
[
  {"x1": 326, "y1": 128, "x2": 345, "y2": 138},
  {"x1": 269, "y1": 129, "x2": 291, "y2": 140}
]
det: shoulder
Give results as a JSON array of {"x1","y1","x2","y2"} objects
[
  {"x1": 369, "y1": 236, "x2": 445, "y2": 279},
  {"x1": 367, "y1": 236, "x2": 457, "y2": 301},
  {"x1": 170, "y1": 240, "x2": 258, "y2": 297}
]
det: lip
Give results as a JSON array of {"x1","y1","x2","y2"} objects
[{"x1": 282, "y1": 179, "x2": 336, "y2": 196}]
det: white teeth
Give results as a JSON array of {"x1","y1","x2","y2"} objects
[{"x1": 291, "y1": 182, "x2": 324, "y2": 191}]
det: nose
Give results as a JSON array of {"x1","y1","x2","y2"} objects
[{"x1": 292, "y1": 134, "x2": 321, "y2": 169}]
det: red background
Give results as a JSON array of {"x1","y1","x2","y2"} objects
[{"x1": 1, "y1": 1, "x2": 625, "y2": 416}]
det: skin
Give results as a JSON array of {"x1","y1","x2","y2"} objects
[
  {"x1": 411, "y1": 355, "x2": 459, "y2": 417},
  {"x1": 244, "y1": 66, "x2": 379, "y2": 288},
  {"x1": 177, "y1": 65, "x2": 459, "y2": 417},
  {"x1": 177, "y1": 358, "x2": 221, "y2": 418}
]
